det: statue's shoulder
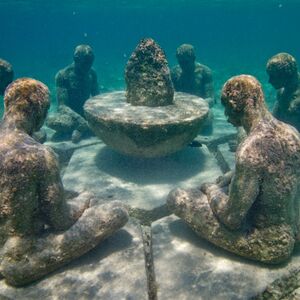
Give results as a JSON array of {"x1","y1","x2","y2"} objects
[
  {"x1": 171, "y1": 65, "x2": 181, "y2": 78},
  {"x1": 195, "y1": 62, "x2": 212, "y2": 79},
  {"x1": 56, "y1": 64, "x2": 74, "y2": 81},
  {"x1": 236, "y1": 134, "x2": 263, "y2": 167}
]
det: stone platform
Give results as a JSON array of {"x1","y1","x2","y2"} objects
[
  {"x1": 84, "y1": 91, "x2": 209, "y2": 158},
  {"x1": 0, "y1": 105, "x2": 299, "y2": 299},
  {"x1": 0, "y1": 220, "x2": 148, "y2": 300},
  {"x1": 62, "y1": 141, "x2": 222, "y2": 210},
  {"x1": 152, "y1": 215, "x2": 300, "y2": 300}
]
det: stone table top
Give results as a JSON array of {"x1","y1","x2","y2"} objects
[{"x1": 84, "y1": 91, "x2": 209, "y2": 126}]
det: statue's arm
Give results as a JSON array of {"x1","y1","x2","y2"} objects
[
  {"x1": 39, "y1": 149, "x2": 88, "y2": 231},
  {"x1": 55, "y1": 71, "x2": 69, "y2": 107},
  {"x1": 91, "y1": 70, "x2": 99, "y2": 96},
  {"x1": 170, "y1": 67, "x2": 179, "y2": 90},
  {"x1": 203, "y1": 157, "x2": 259, "y2": 230},
  {"x1": 272, "y1": 100, "x2": 280, "y2": 118},
  {"x1": 288, "y1": 92, "x2": 300, "y2": 114}
]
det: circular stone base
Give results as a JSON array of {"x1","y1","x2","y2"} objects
[{"x1": 84, "y1": 91, "x2": 209, "y2": 158}]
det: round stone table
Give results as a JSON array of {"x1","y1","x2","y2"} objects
[{"x1": 84, "y1": 91, "x2": 209, "y2": 158}]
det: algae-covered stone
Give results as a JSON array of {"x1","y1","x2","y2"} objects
[
  {"x1": 0, "y1": 78, "x2": 128, "y2": 287},
  {"x1": 125, "y1": 38, "x2": 174, "y2": 107},
  {"x1": 167, "y1": 75, "x2": 300, "y2": 264},
  {"x1": 84, "y1": 91, "x2": 208, "y2": 157}
]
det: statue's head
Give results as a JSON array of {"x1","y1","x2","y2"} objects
[
  {"x1": 73, "y1": 45, "x2": 95, "y2": 72},
  {"x1": 266, "y1": 53, "x2": 298, "y2": 89},
  {"x1": 221, "y1": 75, "x2": 264, "y2": 127},
  {"x1": 0, "y1": 59, "x2": 14, "y2": 96},
  {"x1": 4, "y1": 78, "x2": 50, "y2": 133},
  {"x1": 176, "y1": 44, "x2": 196, "y2": 72}
]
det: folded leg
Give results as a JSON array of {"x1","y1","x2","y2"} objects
[
  {"x1": 0, "y1": 201, "x2": 128, "y2": 286},
  {"x1": 167, "y1": 188, "x2": 295, "y2": 264}
]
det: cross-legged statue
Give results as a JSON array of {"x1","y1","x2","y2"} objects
[
  {"x1": 168, "y1": 75, "x2": 300, "y2": 264},
  {"x1": 0, "y1": 78, "x2": 128, "y2": 286}
]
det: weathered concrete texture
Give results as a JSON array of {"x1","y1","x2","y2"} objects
[
  {"x1": 125, "y1": 38, "x2": 174, "y2": 107},
  {"x1": 0, "y1": 219, "x2": 147, "y2": 300},
  {"x1": 84, "y1": 91, "x2": 209, "y2": 158},
  {"x1": 152, "y1": 215, "x2": 300, "y2": 300},
  {"x1": 62, "y1": 142, "x2": 222, "y2": 210}
]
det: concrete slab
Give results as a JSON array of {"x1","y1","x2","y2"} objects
[
  {"x1": 0, "y1": 219, "x2": 147, "y2": 300},
  {"x1": 62, "y1": 143, "x2": 222, "y2": 210},
  {"x1": 152, "y1": 215, "x2": 300, "y2": 300}
]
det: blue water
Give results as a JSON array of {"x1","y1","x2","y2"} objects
[{"x1": 0, "y1": 0, "x2": 300, "y2": 110}]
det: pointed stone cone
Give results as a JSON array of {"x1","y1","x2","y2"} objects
[{"x1": 125, "y1": 38, "x2": 174, "y2": 107}]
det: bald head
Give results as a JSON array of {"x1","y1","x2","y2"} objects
[
  {"x1": 0, "y1": 59, "x2": 14, "y2": 96},
  {"x1": 266, "y1": 53, "x2": 298, "y2": 89},
  {"x1": 4, "y1": 78, "x2": 50, "y2": 132},
  {"x1": 176, "y1": 44, "x2": 196, "y2": 72},
  {"x1": 221, "y1": 75, "x2": 265, "y2": 128},
  {"x1": 73, "y1": 45, "x2": 94, "y2": 72}
]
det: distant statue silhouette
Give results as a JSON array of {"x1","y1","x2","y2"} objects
[
  {"x1": 47, "y1": 45, "x2": 99, "y2": 142},
  {"x1": 171, "y1": 44, "x2": 215, "y2": 106},
  {"x1": 0, "y1": 59, "x2": 14, "y2": 96},
  {"x1": 267, "y1": 52, "x2": 300, "y2": 131},
  {"x1": 171, "y1": 44, "x2": 215, "y2": 135}
]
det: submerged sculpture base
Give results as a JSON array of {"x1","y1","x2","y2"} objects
[{"x1": 84, "y1": 91, "x2": 209, "y2": 158}]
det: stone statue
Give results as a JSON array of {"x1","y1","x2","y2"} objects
[
  {"x1": 47, "y1": 45, "x2": 99, "y2": 142},
  {"x1": 171, "y1": 44, "x2": 214, "y2": 135},
  {"x1": 84, "y1": 38, "x2": 209, "y2": 158},
  {"x1": 125, "y1": 38, "x2": 174, "y2": 107},
  {"x1": 168, "y1": 75, "x2": 300, "y2": 264},
  {"x1": 267, "y1": 52, "x2": 300, "y2": 131},
  {"x1": 171, "y1": 44, "x2": 215, "y2": 107},
  {"x1": 0, "y1": 60, "x2": 47, "y2": 143},
  {"x1": 0, "y1": 78, "x2": 128, "y2": 286},
  {"x1": 0, "y1": 59, "x2": 14, "y2": 96}
]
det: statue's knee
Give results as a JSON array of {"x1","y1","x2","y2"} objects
[
  {"x1": 0, "y1": 258, "x2": 28, "y2": 287},
  {"x1": 261, "y1": 235, "x2": 295, "y2": 264}
]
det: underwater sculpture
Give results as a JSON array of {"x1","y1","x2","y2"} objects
[
  {"x1": 0, "y1": 59, "x2": 14, "y2": 96},
  {"x1": 0, "y1": 59, "x2": 47, "y2": 143},
  {"x1": 84, "y1": 38, "x2": 209, "y2": 158},
  {"x1": 171, "y1": 44, "x2": 215, "y2": 106},
  {"x1": 168, "y1": 75, "x2": 300, "y2": 264},
  {"x1": 267, "y1": 52, "x2": 300, "y2": 132},
  {"x1": 0, "y1": 78, "x2": 128, "y2": 286},
  {"x1": 171, "y1": 44, "x2": 215, "y2": 135},
  {"x1": 46, "y1": 45, "x2": 99, "y2": 142}
]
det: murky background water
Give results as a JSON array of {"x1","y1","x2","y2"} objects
[{"x1": 1, "y1": 0, "x2": 299, "y2": 114}]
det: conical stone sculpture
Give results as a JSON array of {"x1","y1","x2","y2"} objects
[
  {"x1": 84, "y1": 38, "x2": 209, "y2": 158},
  {"x1": 125, "y1": 38, "x2": 174, "y2": 107}
]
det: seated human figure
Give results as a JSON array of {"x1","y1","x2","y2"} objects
[
  {"x1": 0, "y1": 78, "x2": 128, "y2": 286},
  {"x1": 0, "y1": 59, "x2": 47, "y2": 143},
  {"x1": 0, "y1": 59, "x2": 14, "y2": 96},
  {"x1": 171, "y1": 44, "x2": 215, "y2": 107},
  {"x1": 267, "y1": 52, "x2": 300, "y2": 132},
  {"x1": 171, "y1": 44, "x2": 215, "y2": 135},
  {"x1": 46, "y1": 45, "x2": 99, "y2": 142},
  {"x1": 168, "y1": 75, "x2": 300, "y2": 264}
]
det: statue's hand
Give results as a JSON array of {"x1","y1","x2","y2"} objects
[
  {"x1": 200, "y1": 182, "x2": 216, "y2": 195},
  {"x1": 215, "y1": 170, "x2": 234, "y2": 187},
  {"x1": 70, "y1": 191, "x2": 94, "y2": 220}
]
